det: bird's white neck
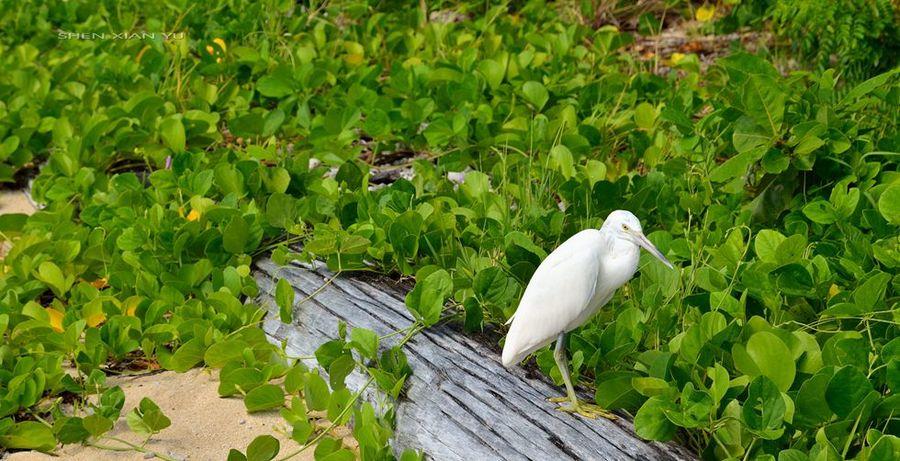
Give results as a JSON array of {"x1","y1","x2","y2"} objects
[{"x1": 601, "y1": 235, "x2": 640, "y2": 289}]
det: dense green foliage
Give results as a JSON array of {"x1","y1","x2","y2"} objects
[
  {"x1": 0, "y1": 1, "x2": 897, "y2": 460},
  {"x1": 722, "y1": 0, "x2": 898, "y2": 81},
  {"x1": 769, "y1": 0, "x2": 898, "y2": 80}
]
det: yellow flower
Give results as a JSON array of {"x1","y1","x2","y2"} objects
[
  {"x1": 345, "y1": 53, "x2": 364, "y2": 65},
  {"x1": 696, "y1": 4, "x2": 716, "y2": 22},
  {"x1": 90, "y1": 278, "x2": 108, "y2": 289},
  {"x1": 828, "y1": 284, "x2": 840, "y2": 299},
  {"x1": 206, "y1": 45, "x2": 215, "y2": 56},
  {"x1": 213, "y1": 38, "x2": 227, "y2": 53},
  {"x1": 187, "y1": 209, "x2": 201, "y2": 222},
  {"x1": 670, "y1": 53, "x2": 686, "y2": 65},
  {"x1": 46, "y1": 308, "x2": 64, "y2": 333}
]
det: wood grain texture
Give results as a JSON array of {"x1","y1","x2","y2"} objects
[{"x1": 254, "y1": 258, "x2": 695, "y2": 461}]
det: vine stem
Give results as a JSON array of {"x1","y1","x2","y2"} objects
[
  {"x1": 275, "y1": 375, "x2": 376, "y2": 461},
  {"x1": 87, "y1": 436, "x2": 179, "y2": 461},
  {"x1": 275, "y1": 322, "x2": 422, "y2": 461}
]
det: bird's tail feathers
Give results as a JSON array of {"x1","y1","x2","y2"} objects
[{"x1": 501, "y1": 324, "x2": 546, "y2": 368}]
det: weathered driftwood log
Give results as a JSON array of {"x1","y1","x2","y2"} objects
[{"x1": 254, "y1": 258, "x2": 695, "y2": 461}]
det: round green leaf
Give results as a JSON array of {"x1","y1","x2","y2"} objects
[
  {"x1": 0, "y1": 421, "x2": 57, "y2": 452},
  {"x1": 877, "y1": 184, "x2": 900, "y2": 225},
  {"x1": 245, "y1": 384, "x2": 285, "y2": 413},
  {"x1": 160, "y1": 116, "x2": 186, "y2": 152},
  {"x1": 825, "y1": 366, "x2": 873, "y2": 418},
  {"x1": 634, "y1": 396, "x2": 677, "y2": 441},
  {"x1": 521, "y1": 81, "x2": 549, "y2": 110},
  {"x1": 745, "y1": 331, "x2": 796, "y2": 392},
  {"x1": 247, "y1": 434, "x2": 280, "y2": 461}
]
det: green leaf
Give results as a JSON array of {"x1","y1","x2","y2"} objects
[
  {"x1": 257, "y1": 73, "x2": 294, "y2": 98},
  {"x1": 634, "y1": 102, "x2": 657, "y2": 130},
  {"x1": 164, "y1": 338, "x2": 205, "y2": 372},
  {"x1": 583, "y1": 160, "x2": 607, "y2": 187},
  {"x1": 0, "y1": 421, "x2": 57, "y2": 451},
  {"x1": 732, "y1": 116, "x2": 771, "y2": 154},
  {"x1": 710, "y1": 147, "x2": 764, "y2": 182},
  {"x1": 634, "y1": 396, "x2": 677, "y2": 441},
  {"x1": 304, "y1": 373, "x2": 330, "y2": 412},
  {"x1": 477, "y1": 59, "x2": 504, "y2": 90},
  {"x1": 363, "y1": 109, "x2": 390, "y2": 137},
  {"x1": 328, "y1": 354, "x2": 356, "y2": 390},
  {"x1": 404, "y1": 269, "x2": 452, "y2": 326},
  {"x1": 126, "y1": 398, "x2": 171, "y2": 436},
  {"x1": 266, "y1": 193, "x2": 297, "y2": 228},
  {"x1": 228, "y1": 449, "x2": 248, "y2": 461},
  {"x1": 246, "y1": 434, "x2": 280, "y2": 461},
  {"x1": 139, "y1": 398, "x2": 172, "y2": 433},
  {"x1": 160, "y1": 116, "x2": 186, "y2": 152},
  {"x1": 55, "y1": 417, "x2": 89, "y2": 444},
  {"x1": 229, "y1": 113, "x2": 264, "y2": 138},
  {"x1": 754, "y1": 229, "x2": 786, "y2": 264},
  {"x1": 841, "y1": 68, "x2": 899, "y2": 104},
  {"x1": 473, "y1": 267, "x2": 517, "y2": 306},
  {"x1": 743, "y1": 75, "x2": 785, "y2": 136},
  {"x1": 742, "y1": 376, "x2": 786, "y2": 435},
  {"x1": 773, "y1": 264, "x2": 814, "y2": 296},
  {"x1": 795, "y1": 371, "x2": 833, "y2": 428},
  {"x1": 877, "y1": 184, "x2": 900, "y2": 225},
  {"x1": 0, "y1": 136, "x2": 20, "y2": 161},
  {"x1": 853, "y1": 271, "x2": 891, "y2": 312},
  {"x1": 245, "y1": 384, "x2": 285, "y2": 413},
  {"x1": 284, "y1": 366, "x2": 308, "y2": 394},
  {"x1": 825, "y1": 366, "x2": 873, "y2": 418},
  {"x1": 0, "y1": 213, "x2": 27, "y2": 235},
  {"x1": 521, "y1": 81, "x2": 549, "y2": 110},
  {"x1": 802, "y1": 200, "x2": 837, "y2": 224},
  {"x1": 219, "y1": 368, "x2": 265, "y2": 397},
  {"x1": 549, "y1": 145, "x2": 575, "y2": 179},
  {"x1": 632, "y1": 377, "x2": 671, "y2": 397},
  {"x1": 742, "y1": 331, "x2": 796, "y2": 392},
  {"x1": 276, "y1": 278, "x2": 294, "y2": 323},
  {"x1": 223, "y1": 215, "x2": 250, "y2": 254},
  {"x1": 215, "y1": 163, "x2": 246, "y2": 196},
  {"x1": 350, "y1": 328, "x2": 379, "y2": 360},
  {"x1": 204, "y1": 340, "x2": 250, "y2": 368},
  {"x1": 292, "y1": 419, "x2": 313, "y2": 445},
  {"x1": 83, "y1": 414, "x2": 114, "y2": 438},
  {"x1": 36, "y1": 261, "x2": 72, "y2": 297},
  {"x1": 125, "y1": 411, "x2": 150, "y2": 437},
  {"x1": 594, "y1": 372, "x2": 643, "y2": 410}
]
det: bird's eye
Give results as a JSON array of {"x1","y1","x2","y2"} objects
[{"x1": 622, "y1": 224, "x2": 629, "y2": 230}]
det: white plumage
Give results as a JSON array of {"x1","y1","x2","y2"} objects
[{"x1": 500, "y1": 210, "x2": 674, "y2": 419}]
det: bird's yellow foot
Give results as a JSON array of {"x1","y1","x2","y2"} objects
[{"x1": 548, "y1": 397, "x2": 617, "y2": 420}]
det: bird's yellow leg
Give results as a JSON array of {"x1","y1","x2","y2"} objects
[{"x1": 549, "y1": 333, "x2": 617, "y2": 420}]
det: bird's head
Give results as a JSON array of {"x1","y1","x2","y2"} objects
[{"x1": 603, "y1": 210, "x2": 674, "y2": 269}]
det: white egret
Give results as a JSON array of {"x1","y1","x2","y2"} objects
[{"x1": 501, "y1": 210, "x2": 674, "y2": 419}]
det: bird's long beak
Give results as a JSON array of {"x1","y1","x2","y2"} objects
[{"x1": 634, "y1": 232, "x2": 674, "y2": 269}]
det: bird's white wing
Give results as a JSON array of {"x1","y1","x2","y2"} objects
[{"x1": 501, "y1": 229, "x2": 605, "y2": 367}]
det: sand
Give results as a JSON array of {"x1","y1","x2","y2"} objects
[
  {"x1": 7, "y1": 369, "x2": 337, "y2": 461},
  {"x1": 8, "y1": 368, "x2": 336, "y2": 461},
  {"x1": 0, "y1": 190, "x2": 36, "y2": 216},
  {"x1": 0, "y1": 190, "x2": 36, "y2": 259},
  {"x1": 3, "y1": 190, "x2": 352, "y2": 460}
]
